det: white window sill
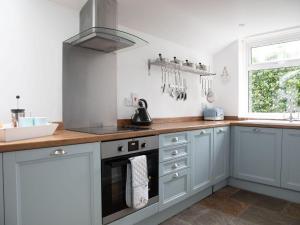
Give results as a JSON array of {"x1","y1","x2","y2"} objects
[{"x1": 238, "y1": 113, "x2": 300, "y2": 120}]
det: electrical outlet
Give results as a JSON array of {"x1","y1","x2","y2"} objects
[
  {"x1": 131, "y1": 93, "x2": 139, "y2": 107},
  {"x1": 124, "y1": 97, "x2": 132, "y2": 107}
]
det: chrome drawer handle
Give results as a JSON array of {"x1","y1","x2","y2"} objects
[
  {"x1": 50, "y1": 149, "x2": 67, "y2": 156},
  {"x1": 253, "y1": 128, "x2": 261, "y2": 132},
  {"x1": 200, "y1": 130, "x2": 206, "y2": 135},
  {"x1": 172, "y1": 163, "x2": 179, "y2": 169},
  {"x1": 172, "y1": 150, "x2": 179, "y2": 156},
  {"x1": 218, "y1": 129, "x2": 224, "y2": 133},
  {"x1": 172, "y1": 137, "x2": 179, "y2": 142},
  {"x1": 173, "y1": 172, "x2": 179, "y2": 179}
]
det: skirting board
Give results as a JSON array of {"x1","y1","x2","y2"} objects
[
  {"x1": 135, "y1": 187, "x2": 213, "y2": 225},
  {"x1": 213, "y1": 179, "x2": 229, "y2": 193},
  {"x1": 229, "y1": 178, "x2": 300, "y2": 203}
]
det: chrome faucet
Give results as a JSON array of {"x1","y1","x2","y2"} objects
[{"x1": 287, "y1": 96, "x2": 296, "y2": 122}]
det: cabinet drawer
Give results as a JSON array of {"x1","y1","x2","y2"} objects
[
  {"x1": 159, "y1": 168, "x2": 190, "y2": 211},
  {"x1": 159, "y1": 157, "x2": 189, "y2": 177},
  {"x1": 159, "y1": 132, "x2": 189, "y2": 148},
  {"x1": 12, "y1": 143, "x2": 98, "y2": 161},
  {"x1": 160, "y1": 144, "x2": 189, "y2": 162}
]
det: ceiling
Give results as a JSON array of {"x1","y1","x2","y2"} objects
[{"x1": 50, "y1": 0, "x2": 300, "y2": 55}]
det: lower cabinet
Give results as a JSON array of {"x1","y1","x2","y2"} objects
[
  {"x1": 159, "y1": 168, "x2": 190, "y2": 211},
  {"x1": 282, "y1": 129, "x2": 300, "y2": 191},
  {"x1": 190, "y1": 128, "x2": 213, "y2": 194},
  {"x1": 233, "y1": 126, "x2": 282, "y2": 187},
  {"x1": 3, "y1": 143, "x2": 101, "y2": 225},
  {"x1": 213, "y1": 126, "x2": 230, "y2": 185},
  {"x1": 0, "y1": 153, "x2": 3, "y2": 225}
]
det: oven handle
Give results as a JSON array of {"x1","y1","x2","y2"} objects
[{"x1": 103, "y1": 151, "x2": 157, "y2": 167}]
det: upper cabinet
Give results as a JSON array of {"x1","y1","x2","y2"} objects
[
  {"x1": 282, "y1": 129, "x2": 300, "y2": 191},
  {"x1": 3, "y1": 143, "x2": 101, "y2": 225},
  {"x1": 213, "y1": 126, "x2": 230, "y2": 185},
  {"x1": 190, "y1": 128, "x2": 213, "y2": 194},
  {"x1": 232, "y1": 126, "x2": 282, "y2": 187},
  {"x1": 0, "y1": 153, "x2": 3, "y2": 225}
]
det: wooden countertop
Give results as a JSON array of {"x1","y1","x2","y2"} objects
[
  {"x1": 1, "y1": 119, "x2": 300, "y2": 153},
  {"x1": 0, "y1": 121, "x2": 231, "y2": 152}
]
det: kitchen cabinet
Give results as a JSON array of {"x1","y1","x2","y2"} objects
[
  {"x1": 0, "y1": 153, "x2": 3, "y2": 225},
  {"x1": 213, "y1": 126, "x2": 230, "y2": 185},
  {"x1": 159, "y1": 132, "x2": 191, "y2": 211},
  {"x1": 233, "y1": 126, "x2": 282, "y2": 187},
  {"x1": 282, "y1": 129, "x2": 300, "y2": 191},
  {"x1": 159, "y1": 168, "x2": 190, "y2": 211},
  {"x1": 190, "y1": 128, "x2": 213, "y2": 194},
  {"x1": 3, "y1": 143, "x2": 101, "y2": 225}
]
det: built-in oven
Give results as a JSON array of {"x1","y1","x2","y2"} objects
[{"x1": 101, "y1": 136, "x2": 159, "y2": 225}]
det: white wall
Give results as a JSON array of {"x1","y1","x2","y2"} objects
[
  {"x1": 0, "y1": 0, "x2": 78, "y2": 123},
  {"x1": 117, "y1": 27, "x2": 213, "y2": 119},
  {"x1": 212, "y1": 41, "x2": 239, "y2": 116}
]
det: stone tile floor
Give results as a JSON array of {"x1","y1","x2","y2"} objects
[{"x1": 160, "y1": 186, "x2": 300, "y2": 225}]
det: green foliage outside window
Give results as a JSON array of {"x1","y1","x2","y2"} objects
[{"x1": 249, "y1": 66, "x2": 300, "y2": 113}]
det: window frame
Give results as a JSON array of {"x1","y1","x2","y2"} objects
[{"x1": 241, "y1": 27, "x2": 300, "y2": 119}]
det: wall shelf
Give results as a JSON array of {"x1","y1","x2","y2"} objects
[{"x1": 148, "y1": 59, "x2": 216, "y2": 76}]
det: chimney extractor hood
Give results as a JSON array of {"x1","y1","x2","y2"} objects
[{"x1": 64, "y1": 0, "x2": 148, "y2": 53}]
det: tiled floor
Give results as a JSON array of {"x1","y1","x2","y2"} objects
[{"x1": 160, "y1": 186, "x2": 300, "y2": 225}]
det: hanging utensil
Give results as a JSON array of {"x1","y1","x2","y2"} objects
[
  {"x1": 161, "y1": 66, "x2": 166, "y2": 93},
  {"x1": 207, "y1": 79, "x2": 215, "y2": 103},
  {"x1": 183, "y1": 78, "x2": 187, "y2": 101}
]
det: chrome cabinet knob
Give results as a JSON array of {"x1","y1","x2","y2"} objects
[
  {"x1": 172, "y1": 150, "x2": 178, "y2": 156},
  {"x1": 172, "y1": 163, "x2": 179, "y2": 169},
  {"x1": 173, "y1": 172, "x2": 179, "y2": 179},
  {"x1": 200, "y1": 130, "x2": 206, "y2": 135},
  {"x1": 50, "y1": 149, "x2": 67, "y2": 156},
  {"x1": 218, "y1": 129, "x2": 224, "y2": 133},
  {"x1": 172, "y1": 137, "x2": 179, "y2": 142},
  {"x1": 253, "y1": 128, "x2": 261, "y2": 132}
]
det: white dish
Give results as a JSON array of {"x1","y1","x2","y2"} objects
[{"x1": 0, "y1": 123, "x2": 58, "y2": 142}]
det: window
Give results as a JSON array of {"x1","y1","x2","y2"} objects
[{"x1": 244, "y1": 29, "x2": 300, "y2": 117}]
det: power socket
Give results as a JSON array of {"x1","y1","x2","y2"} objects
[{"x1": 131, "y1": 93, "x2": 139, "y2": 107}]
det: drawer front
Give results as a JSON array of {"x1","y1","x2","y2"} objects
[
  {"x1": 159, "y1": 132, "x2": 189, "y2": 148},
  {"x1": 159, "y1": 157, "x2": 189, "y2": 177},
  {"x1": 159, "y1": 169, "x2": 190, "y2": 211},
  {"x1": 160, "y1": 144, "x2": 189, "y2": 162},
  {"x1": 13, "y1": 143, "x2": 100, "y2": 162}
]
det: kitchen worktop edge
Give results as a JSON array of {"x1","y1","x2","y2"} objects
[{"x1": 1, "y1": 120, "x2": 299, "y2": 152}]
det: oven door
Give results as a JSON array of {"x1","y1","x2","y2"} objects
[{"x1": 101, "y1": 149, "x2": 158, "y2": 224}]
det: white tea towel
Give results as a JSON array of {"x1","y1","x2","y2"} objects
[{"x1": 125, "y1": 155, "x2": 149, "y2": 209}]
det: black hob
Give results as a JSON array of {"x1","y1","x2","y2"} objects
[{"x1": 69, "y1": 125, "x2": 152, "y2": 135}]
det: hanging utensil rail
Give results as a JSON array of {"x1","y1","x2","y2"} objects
[{"x1": 148, "y1": 59, "x2": 216, "y2": 76}]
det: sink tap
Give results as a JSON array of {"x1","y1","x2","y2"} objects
[{"x1": 287, "y1": 96, "x2": 296, "y2": 122}]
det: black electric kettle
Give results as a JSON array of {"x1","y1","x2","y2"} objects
[{"x1": 131, "y1": 99, "x2": 152, "y2": 126}]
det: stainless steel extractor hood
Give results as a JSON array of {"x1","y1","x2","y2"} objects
[{"x1": 64, "y1": 0, "x2": 148, "y2": 52}]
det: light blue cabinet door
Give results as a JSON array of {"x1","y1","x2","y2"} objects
[
  {"x1": 282, "y1": 129, "x2": 300, "y2": 191},
  {"x1": 3, "y1": 143, "x2": 101, "y2": 225},
  {"x1": 190, "y1": 128, "x2": 213, "y2": 194},
  {"x1": 233, "y1": 126, "x2": 282, "y2": 187},
  {"x1": 0, "y1": 153, "x2": 3, "y2": 225},
  {"x1": 213, "y1": 127, "x2": 230, "y2": 185},
  {"x1": 159, "y1": 168, "x2": 190, "y2": 211}
]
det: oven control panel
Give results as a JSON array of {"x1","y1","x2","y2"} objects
[{"x1": 101, "y1": 135, "x2": 159, "y2": 159}]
